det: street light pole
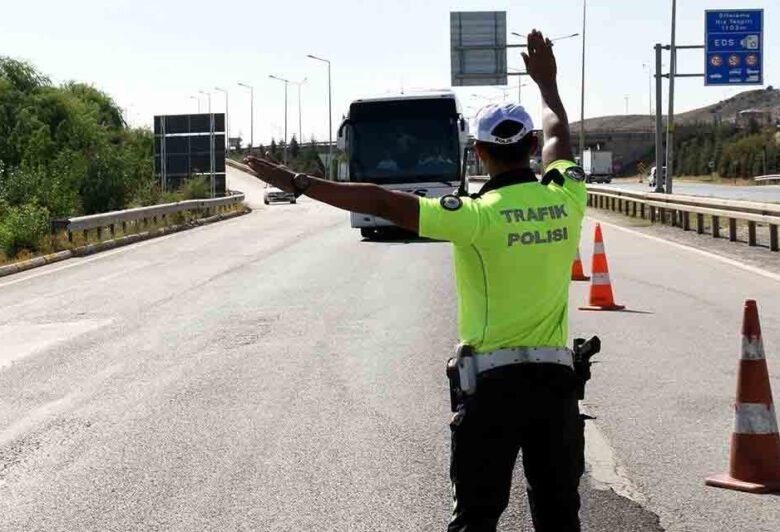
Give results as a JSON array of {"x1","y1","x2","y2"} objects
[
  {"x1": 291, "y1": 78, "x2": 307, "y2": 144},
  {"x1": 199, "y1": 90, "x2": 211, "y2": 115},
  {"x1": 200, "y1": 91, "x2": 215, "y2": 197},
  {"x1": 238, "y1": 83, "x2": 254, "y2": 152},
  {"x1": 307, "y1": 54, "x2": 333, "y2": 180},
  {"x1": 579, "y1": 0, "x2": 587, "y2": 158},
  {"x1": 190, "y1": 95, "x2": 200, "y2": 113},
  {"x1": 214, "y1": 87, "x2": 229, "y2": 151},
  {"x1": 642, "y1": 63, "x2": 653, "y2": 115},
  {"x1": 269, "y1": 75, "x2": 291, "y2": 164}
]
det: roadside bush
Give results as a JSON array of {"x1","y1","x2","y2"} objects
[
  {"x1": 0, "y1": 203, "x2": 50, "y2": 257},
  {"x1": 180, "y1": 176, "x2": 211, "y2": 200}
]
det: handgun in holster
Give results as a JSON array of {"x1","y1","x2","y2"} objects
[
  {"x1": 446, "y1": 344, "x2": 477, "y2": 412},
  {"x1": 572, "y1": 336, "x2": 601, "y2": 400}
]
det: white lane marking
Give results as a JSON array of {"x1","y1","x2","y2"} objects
[
  {"x1": 590, "y1": 218, "x2": 780, "y2": 283},
  {"x1": 0, "y1": 319, "x2": 112, "y2": 370},
  {"x1": 0, "y1": 214, "x2": 249, "y2": 290},
  {"x1": 584, "y1": 414, "x2": 647, "y2": 503}
]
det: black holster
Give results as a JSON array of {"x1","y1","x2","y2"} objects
[
  {"x1": 572, "y1": 336, "x2": 601, "y2": 400},
  {"x1": 446, "y1": 344, "x2": 476, "y2": 412}
]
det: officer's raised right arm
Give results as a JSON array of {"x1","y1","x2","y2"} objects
[{"x1": 522, "y1": 30, "x2": 574, "y2": 170}]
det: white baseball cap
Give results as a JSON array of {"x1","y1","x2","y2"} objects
[{"x1": 474, "y1": 103, "x2": 534, "y2": 144}]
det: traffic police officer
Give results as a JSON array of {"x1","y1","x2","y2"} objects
[{"x1": 245, "y1": 30, "x2": 586, "y2": 531}]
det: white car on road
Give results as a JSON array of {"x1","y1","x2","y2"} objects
[{"x1": 263, "y1": 183, "x2": 296, "y2": 205}]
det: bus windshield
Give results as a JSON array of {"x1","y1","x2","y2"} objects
[
  {"x1": 350, "y1": 117, "x2": 460, "y2": 185},
  {"x1": 349, "y1": 100, "x2": 460, "y2": 184}
]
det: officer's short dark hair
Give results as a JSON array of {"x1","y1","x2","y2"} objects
[{"x1": 475, "y1": 120, "x2": 535, "y2": 165}]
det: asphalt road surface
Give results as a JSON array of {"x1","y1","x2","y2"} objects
[
  {"x1": 1, "y1": 167, "x2": 778, "y2": 531},
  {"x1": 602, "y1": 181, "x2": 780, "y2": 203}
]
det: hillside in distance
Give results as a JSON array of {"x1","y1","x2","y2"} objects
[{"x1": 571, "y1": 87, "x2": 780, "y2": 133}]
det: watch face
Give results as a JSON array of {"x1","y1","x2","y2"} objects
[{"x1": 294, "y1": 173, "x2": 311, "y2": 190}]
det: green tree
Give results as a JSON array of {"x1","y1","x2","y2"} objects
[
  {"x1": 0, "y1": 56, "x2": 156, "y2": 256},
  {"x1": 290, "y1": 135, "x2": 300, "y2": 159}
]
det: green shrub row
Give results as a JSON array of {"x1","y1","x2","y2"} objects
[{"x1": 0, "y1": 57, "x2": 209, "y2": 260}]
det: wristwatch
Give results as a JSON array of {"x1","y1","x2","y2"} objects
[{"x1": 291, "y1": 173, "x2": 312, "y2": 198}]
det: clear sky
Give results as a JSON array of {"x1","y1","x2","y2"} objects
[{"x1": 1, "y1": 0, "x2": 776, "y2": 145}]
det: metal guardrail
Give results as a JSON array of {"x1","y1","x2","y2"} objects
[
  {"x1": 754, "y1": 174, "x2": 780, "y2": 183},
  {"x1": 52, "y1": 193, "x2": 246, "y2": 240},
  {"x1": 587, "y1": 185, "x2": 780, "y2": 252}
]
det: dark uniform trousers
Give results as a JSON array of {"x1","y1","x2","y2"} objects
[{"x1": 448, "y1": 364, "x2": 585, "y2": 532}]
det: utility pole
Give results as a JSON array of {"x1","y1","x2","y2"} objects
[
  {"x1": 269, "y1": 75, "x2": 290, "y2": 164},
  {"x1": 579, "y1": 0, "x2": 587, "y2": 158},
  {"x1": 665, "y1": 0, "x2": 677, "y2": 194},
  {"x1": 238, "y1": 83, "x2": 254, "y2": 152}
]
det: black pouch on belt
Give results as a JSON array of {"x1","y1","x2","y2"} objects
[
  {"x1": 446, "y1": 344, "x2": 476, "y2": 412},
  {"x1": 446, "y1": 357, "x2": 460, "y2": 412}
]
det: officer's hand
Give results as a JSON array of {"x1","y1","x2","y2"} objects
[
  {"x1": 244, "y1": 155, "x2": 295, "y2": 193},
  {"x1": 521, "y1": 29, "x2": 557, "y2": 87}
]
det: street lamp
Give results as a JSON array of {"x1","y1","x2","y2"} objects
[
  {"x1": 214, "y1": 86, "x2": 229, "y2": 151},
  {"x1": 307, "y1": 54, "x2": 333, "y2": 179},
  {"x1": 189, "y1": 95, "x2": 200, "y2": 113},
  {"x1": 237, "y1": 82, "x2": 254, "y2": 152},
  {"x1": 641, "y1": 63, "x2": 653, "y2": 115},
  {"x1": 511, "y1": 31, "x2": 579, "y2": 42},
  {"x1": 269, "y1": 75, "x2": 290, "y2": 164},
  {"x1": 199, "y1": 90, "x2": 211, "y2": 114},
  {"x1": 291, "y1": 78, "x2": 307, "y2": 144}
]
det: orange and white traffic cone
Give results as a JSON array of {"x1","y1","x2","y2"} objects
[
  {"x1": 579, "y1": 224, "x2": 625, "y2": 311},
  {"x1": 706, "y1": 300, "x2": 780, "y2": 493},
  {"x1": 571, "y1": 248, "x2": 590, "y2": 282}
]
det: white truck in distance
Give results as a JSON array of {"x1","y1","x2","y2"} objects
[
  {"x1": 582, "y1": 149, "x2": 613, "y2": 183},
  {"x1": 337, "y1": 91, "x2": 470, "y2": 238}
]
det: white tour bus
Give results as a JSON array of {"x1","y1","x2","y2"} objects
[{"x1": 337, "y1": 91, "x2": 470, "y2": 238}]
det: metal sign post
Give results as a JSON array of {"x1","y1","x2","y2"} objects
[{"x1": 652, "y1": 7, "x2": 765, "y2": 195}]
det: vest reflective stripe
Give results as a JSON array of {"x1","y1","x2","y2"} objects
[
  {"x1": 591, "y1": 272, "x2": 611, "y2": 285},
  {"x1": 741, "y1": 336, "x2": 766, "y2": 360},
  {"x1": 734, "y1": 403, "x2": 780, "y2": 434}
]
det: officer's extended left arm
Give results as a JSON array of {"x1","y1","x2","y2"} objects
[{"x1": 245, "y1": 156, "x2": 420, "y2": 232}]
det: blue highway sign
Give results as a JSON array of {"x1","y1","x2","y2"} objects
[{"x1": 705, "y1": 9, "x2": 763, "y2": 86}]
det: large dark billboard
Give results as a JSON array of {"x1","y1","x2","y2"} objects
[{"x1": 154, "y1": 113, "x2": 226, "y2": 196}]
